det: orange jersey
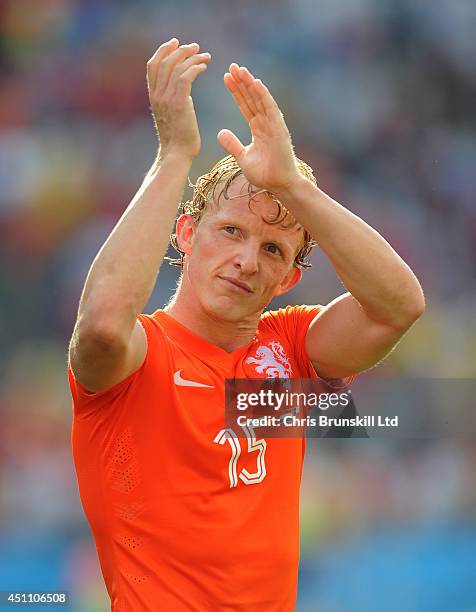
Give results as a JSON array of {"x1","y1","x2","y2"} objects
[{"x1": 69, "y1": 305, "x2": 320, "y2": 611}]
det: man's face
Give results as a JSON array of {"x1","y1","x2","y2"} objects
[{"x1": 178, "y1": 175, "x2": 303, "y2": 322}]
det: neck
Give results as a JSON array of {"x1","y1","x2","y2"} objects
[{"x1": 165, "y1": 281, "x2": 260, "y2": 353}]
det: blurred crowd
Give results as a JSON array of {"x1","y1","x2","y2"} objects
[{"x1": 1, "y1": 0, "x2": 475, "y2": 609}]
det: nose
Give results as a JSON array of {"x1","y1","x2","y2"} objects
[{"x1": 233, "y1": 243, "x2": 259, "y2": 276}]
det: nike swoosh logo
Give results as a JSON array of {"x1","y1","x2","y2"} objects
[{"x1": 174, "y1": 369, "x2": 214, "y2": 388}]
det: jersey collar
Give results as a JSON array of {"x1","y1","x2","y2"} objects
[{"x1": 152, "y1": 309, "x2": 258, "y2": 365}]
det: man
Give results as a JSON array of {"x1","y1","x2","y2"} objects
[{"x1": 68, "y1": 38, "x2": 424, "y2": 611}]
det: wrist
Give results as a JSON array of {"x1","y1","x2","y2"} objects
[
  {"x1": 272, "y1": 173, "x2": 314, "y2": 202},
  {"x1": 158, "y1": 147, "x2": 197, "y2": 164},
  {"x1": 154, "y1": 148, "x2": 196, "y2": 170}
]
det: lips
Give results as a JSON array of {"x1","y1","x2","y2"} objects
[{"x1": 218, "y1": 276, "x2": 253, "y2": 293}]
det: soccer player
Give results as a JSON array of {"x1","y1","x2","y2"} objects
[{"x1": 68, "y1": 39, "x2": 424, "y2": 611}]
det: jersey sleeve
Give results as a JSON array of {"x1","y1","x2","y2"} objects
[
  {"x1": 68, "y1": 314, "x2": 165, "y2": 417},
  {"x1": 261, "y1": 304, "x2": 322, "y2": 377},
  {"x1": 262, "y1": 305, "x2": 356, "y2": 386}
]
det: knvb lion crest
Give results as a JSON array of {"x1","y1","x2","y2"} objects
[{"x1": 245, "y1": 341, "x2": 293, "y2": 378}]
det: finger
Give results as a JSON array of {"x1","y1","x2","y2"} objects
[
  {"x1": 247, "y1": 79, "x2": 269, "y2": 117},
  {"x1": 148, "y1": 37, "x2": 179, "y2": 63},
  {"x1": 156, "y1": 43, "x2": 201, "y2": 94},
  {"x1": 237, "y1": 65, "x2": 256, "y2": 86},
  {"x1": 172, "y1": 52, "x2": 211, "y2": 79},
  {"x1": 217, "y1": 129, "x2": 246, "y2": 160},
  {"x1": 147, "y1": 38, "x2": 180, "y2": 91},
  {"x1": 240, "y1": 66, "x2": 274, "y2": 114},
  {"x1": 224, "y1": 73, "x2": 254, "y2": 122},
  {"x1": 229, "y1": 63, "x2": 259, "y2": 116},
  {"x1": 252, "y1": 78, "x2": 281, "y2": 118},
  {"x1": 238, "y1": 67, "x2": 270, "y2": 116},
  {"x1": 175, "y1": 63, "x2": 209, "y2": 98}
]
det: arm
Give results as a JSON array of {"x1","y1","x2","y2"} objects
[
  {"x1": 69, "y1": 38, "x2": 211, "y2": 392},
  {"x1": 218, "y1": 64, "x2": 425, "y2": 378},
  {"x1": 273, "y1": 178, "x2": 425, "y2": 378}
]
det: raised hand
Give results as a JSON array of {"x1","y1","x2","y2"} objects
[
  {"x1": 147, "y1": 38, "x2": 211, "y2": 160},
  {"x1": 218, "y1": 64, "x2": 301, "y2": 192}
]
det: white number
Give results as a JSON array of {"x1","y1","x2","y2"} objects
[
  {"x1": 214, "y1": 425, "x2": 267, "y2": 487},
  {"x1": 239, "y1": 425, "x2": 267, "y2": 484},
  {"x1": 213, "y1": 428, "x2": 241, "y2": 487}
]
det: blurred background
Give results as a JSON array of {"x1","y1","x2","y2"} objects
[{"x1": 1, "y1": 0, "x2": 475, "y2": 610}]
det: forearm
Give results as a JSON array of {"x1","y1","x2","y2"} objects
[
  {"x1": 78, "y1": 151, "x2": 192, "y2": 338},
  {"x1": 275, "y1": 176, "x2": 425, "y2": 328}
]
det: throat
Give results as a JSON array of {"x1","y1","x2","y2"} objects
[
  {"x1": 211, "y1": 328, "x2": 257, "y2": 352},
  {"x1": 165, "y1": 298, "x2": 258, "y2": 353}
]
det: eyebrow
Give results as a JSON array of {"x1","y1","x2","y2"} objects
[{"x1": 215, "y1": 217, "x2": 295, "y2": 256}]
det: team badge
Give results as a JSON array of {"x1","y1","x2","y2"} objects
[{"x1": 245, "y1": 341, "x2": 293, "y2": 378}]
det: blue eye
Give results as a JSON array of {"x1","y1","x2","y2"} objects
[
  {"x1": 224, "y1": 226, "x2": 236, "y2": 235},
  {"x1": 265, "y1": 244, "x2": 280, "y2": 255}
]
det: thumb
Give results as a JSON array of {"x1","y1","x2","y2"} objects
[{"x1": 217, "y1": 129, "x2": 246, "y2": 160}]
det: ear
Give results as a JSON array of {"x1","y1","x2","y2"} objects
[
  {"x1": 175, "y1": 214, "x2": 196, "y2": 256},
  {"x1": 274, "y1": 266, "x2": 302, "y2": 297}
]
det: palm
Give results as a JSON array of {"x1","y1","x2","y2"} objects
[{"x1": 234, "y1": 116, "x2": 272, "y2": 183}]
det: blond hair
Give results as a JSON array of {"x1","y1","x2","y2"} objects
[{"x1": 169, "y1": 155, "x2": 317, "y2": 269}]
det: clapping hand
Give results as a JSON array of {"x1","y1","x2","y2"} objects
[
  {"x1": 218, "y1": 64, "x2": 301, "y2": 192},
  {"x1": 147, "y1": 38, "x2": 211, "y2": 161}
]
